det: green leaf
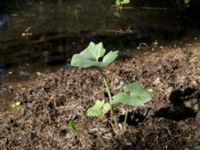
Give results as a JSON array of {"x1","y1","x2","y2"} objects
[
  {"x1": 87, "y1": 100, "x2": 111, "y2": 117},
  {"x1": 184, "y1": 0, "x2": 190, "y2": 4},
  {"x1": 68, "y1": 120, "x2": 77, "y2": 134},
  {"x1": 115, "y1": 0, "x2": 130, "y2": 6},
  {"x1": 103, "y1": 103, "x2": 112, "y2": 114},
  {"x1": 102, "y1": 51, "x2": 119, "y2": 67},
  {"x1": 71, "y1": 42, "x2": 118, "y2": 68},
  {"x1": 81, "y1": 42, "x2": 106, "y2": 61},
  {"x1": 113, "y1": 82, "x2": 152, "y2": 106},
  {"x1": 120, "y1": 0, "x2": 130, "y2": 4}
]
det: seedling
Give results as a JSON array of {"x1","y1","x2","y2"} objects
[
  {"x1": 113, "y1": 82, "x2": 151, "y2": 127},
  {"x1": 68, "y1": 120, "x2": 77, "y2": 135},
  {"x1": 71, "y1": 41, "x2": 152, "y2": 131}
]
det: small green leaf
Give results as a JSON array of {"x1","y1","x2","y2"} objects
[
  {"x1": 71, "y1": 42, "x2": 118, "y2": 68},
  {"x1": 184, "y1": 0, "x2": 190, "y2": 4},
  {"x1": 87, "y1": 100, "x2": 104, "y2": 116},
  {"x1": 103, "y1": 103, "x2": 112, "y2": 114},
  {"x1": 9, "y1": 101, "x2": 21, "y2": 108},
  {"x1": 87, "y1": 100, "x2": 111, "y2": 117},
  {"x1": 113, "y1": 82, "x2": 152, "y2": 106},
  {"x1": 120, "y1": 0, "x2": 130, "y2": 4},
  {"x1": 115, "y1": 0, "x2": 130, "y2": 6},
  {"x1": 68, "y1": 120, "x2": 77, "y2": 134}
]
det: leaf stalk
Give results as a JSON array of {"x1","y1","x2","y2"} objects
[{"x1": 100, "y1": 70, "x2": 119, "y2": 130}]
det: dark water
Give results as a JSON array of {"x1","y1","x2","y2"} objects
[{"x1": 0, "y1": 0, "x2": 200, "y2": 72}]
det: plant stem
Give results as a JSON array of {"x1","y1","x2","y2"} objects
[
  {"x1": 102, "y1": 77, "x2": 119, "y2": 130},
  {"x1": 99, "y1": 70, "x2": 119, "y2": 130},
  {"x1": 103, "y1": 77, "x2": 112, "y2": 105},
  {"x1": 123, "y1": 107, "x2": 128, "y2": 129}
]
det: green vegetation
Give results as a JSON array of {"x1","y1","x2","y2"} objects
[
  {"x1": 115, "y1": 0, "x2": 130, "y2": 6},
  {"x1": 71, "y1": 42, "x2": 118, "y2": 68},
  {"x1": 68, "y1": 120, "x2": 77, "y2": 135},
  {"x1": 115, "y1": 0, "x2": 190, "y2": 7},
  {"x1": 87, "y1": 100, "x2": 111, "y2": 116},
  {"x1": 71, "y1": 42, "x2": 152, "y2": 131},
  {"x1": 113, "y1": 82, "x2": 151, "y2": 106}
]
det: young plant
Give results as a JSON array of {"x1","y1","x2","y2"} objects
[
  {"x1": 71, "y1": 41, "x2": 119, "y2": 128},
  {"x1": 113, "y1": 82, "x2": 151, "y2": 127},
  {"x1": 68, "y1": 120, "x2": 77, "y2": 135},
  {"x1": 71, "y1": 41, "x2": 152, "y2": 130}
]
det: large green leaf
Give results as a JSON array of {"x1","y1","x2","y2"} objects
[
  {"x1": 71, "y1": 42, "x2": 118, "y2": 68},
  {"x1": 87, "y1": 100, "x2": 111, "y2": 117},
  {"x1": 113, "y1": 82, "x2": 152, "y2": 106}
]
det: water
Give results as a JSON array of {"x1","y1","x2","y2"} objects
[{"x1": 0, "y1": 0, "x2": 200, "y2": 71}]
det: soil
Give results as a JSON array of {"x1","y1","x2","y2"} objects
[{"x1": 1, "y1": 41, "x2": 200, "y2": 150}]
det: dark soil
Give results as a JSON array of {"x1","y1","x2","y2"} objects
[{"x1": 1, "y1": 42, "x2": 200, "y2": 149}]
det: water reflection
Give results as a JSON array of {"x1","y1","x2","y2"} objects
[
  {"x1": 0, "y1": 14, "x2": 7, "y2": 28},
  {"x1": 0, "y1": 64, "x2": 5, "y2": 74},
  {"x1": 0, "y1": 0, "x2": 199, "y2": 71}
]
